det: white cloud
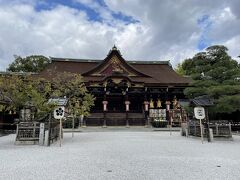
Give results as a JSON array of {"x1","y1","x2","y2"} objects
[
  {"x1": 0, "y1": 0, "x2": 239, "y2": 71},
  {"x1": 223, "y1": 35, "x2": 240, "y2": 60},
  {"x1": 105, "y1": 0, "x2": 240, "y2": 63}
]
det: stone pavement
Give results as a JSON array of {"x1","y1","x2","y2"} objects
[
  {"x1": 1, "y1": 131, "x2": 240, "y2": 180},
  {"x1": 64, "y1": 126, "x2": 181, "y2": 132}
]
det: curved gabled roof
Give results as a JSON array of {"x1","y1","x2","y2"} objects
[
  {"x1": 82, "y1": 47, "x2": 149, "y2": 77},
  {"x1": 40, "y1": 47, "x2": 190, "y2": 86}
]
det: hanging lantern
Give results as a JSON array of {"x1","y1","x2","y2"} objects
[
  {"x1": 125, "y1": 101, "x2": 130, "y2": 111},
  {"x1": 102, "y1": 101, "x2": 108, "y2": 111},
  {"x1": 157, "y1": 99, "x2": 162, "y2": 108},
  {"x1": 150, "y1": 99, "x2": 154, "y2": 108},
  {"x1": 165, "y1": 101, "x2": 171, "y2": 111},
  {"x1": 144, "y1": 101, "x2": 149, "y2": 111}
]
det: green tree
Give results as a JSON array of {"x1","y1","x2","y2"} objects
[
  {"x1": 0, "y1": 72, "x2": 95, "y2": 120},
  {"x1": 181, "y1": 45, "x2": 240, "y2": 113},
  {"x1": 7, "y1": 55, "x2": 50, "y2": 73},
  {"x1": 51, "y1": 72, "x2": 95, "y2": 118},
  {"x1": 0, "y1": 74, "x2": 55, "y2": 118},
  {"x1": 175, "y1": 63, "x2": 186, "y2": 75}
]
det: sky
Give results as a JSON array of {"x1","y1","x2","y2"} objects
[{"x1": 0, "y1": 0, "x2": 240, "y2": 71}]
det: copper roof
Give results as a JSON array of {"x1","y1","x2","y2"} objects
[{"x1": 40, "y1": 48, "x2": 190, "y2": 86}]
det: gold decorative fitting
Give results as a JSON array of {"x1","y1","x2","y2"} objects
[
  {"x1": 112, "y1": 78, "x2": 122, "y2": 84},
  {"x1": 110, "y1": 57, "x2": 123, "y2": 73}
]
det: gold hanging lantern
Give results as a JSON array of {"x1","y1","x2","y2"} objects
[
  {"x1": 150, "y1": 99, "x2": 154, "y2": 108},
  {"x1": 157, "y1": 99, "x2": 162, "y2": 108}
]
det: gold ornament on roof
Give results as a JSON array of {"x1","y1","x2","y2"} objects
[{"x1": 111, "y1": 57, "x2": 123, "y2": 73}]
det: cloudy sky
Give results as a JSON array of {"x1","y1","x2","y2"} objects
[{"x1": 0, "y1": 0, "x2": 240, "y2": 71}]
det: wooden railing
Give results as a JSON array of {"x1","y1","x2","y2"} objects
[
  {"x1": 15, "y1": 120, "x2": 60, "y2": 145},
  {"x1": 188, "y1": 121, "x2": 232, "y2": 138},
  {"x1": 15, "y1": 122, "x2": 40, "y2": 144}
]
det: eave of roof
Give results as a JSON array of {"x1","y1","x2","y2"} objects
[
  {"x1": 0, "y1": 71, "x2": 37, "y2": 75},
  {"x1": 50, "y1": 57, "x2": 171, "y2": 65}
]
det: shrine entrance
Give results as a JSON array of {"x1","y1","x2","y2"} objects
[{"x1": 107, "y1": 95, "x2": 125, "y2": 112}]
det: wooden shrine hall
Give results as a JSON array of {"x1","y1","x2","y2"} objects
[{"x1": 40, "y1": 46, "x2": 190, "y2": 127}]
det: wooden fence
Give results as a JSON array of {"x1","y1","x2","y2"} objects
[
  {"x1": 188, "y1": 121, "x2": 232, "y2": 138},
  {"x1": 15, "y1": 121, "x2": 60, "y2": 145}
]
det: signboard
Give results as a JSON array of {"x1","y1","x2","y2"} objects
[
  {"x1": 194, "y1": 106, "x2": 205, "y2": 144},
  {"x1": 53, "y1": 106, "x2": 65, "y2": 119},
  {"x1": 149, "y1": 109, "x2": 166, "y2": 120},
  {"x1": 194, "y1": 106, "x2": 205, "y2": 120}
]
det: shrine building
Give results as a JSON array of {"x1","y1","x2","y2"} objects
[{"x1": 40, "y1": 46, "x2": 190, "y2": 126}]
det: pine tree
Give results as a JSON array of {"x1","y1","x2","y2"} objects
[{"x1": 181, "y1": 45, "x2": 240, "y2": 113}]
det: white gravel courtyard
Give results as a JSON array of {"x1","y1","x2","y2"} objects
[{"x1": 1, "y1": 131, "x2": 240, "y2": 180}]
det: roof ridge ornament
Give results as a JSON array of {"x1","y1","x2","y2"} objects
[
  {"x1": 112, "y1": 45, "x2": 117, "y2": 50},
  {"x1": 108, "y1": 45, "x2": 122, "y2": 56}
]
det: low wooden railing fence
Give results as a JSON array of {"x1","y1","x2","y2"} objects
[
  {"x1": 15, "y1": 120, "x2": 60, "y2": 145},
  {"x1": 188, "y1": 121, "x2": 232, "y2": 138}
]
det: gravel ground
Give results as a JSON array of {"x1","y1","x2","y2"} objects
[{"x1": 1, "y1": 131, "x2": 240, "y2": 180}]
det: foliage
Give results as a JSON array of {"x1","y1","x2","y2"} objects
[
  {"x1": 180, "y1": 45, "x2": 240, "y2": 113},
  {"x1": 7, "y1": 55, "x2": 50, "y2": 73},
  {"x1": 175, "y1": 63, "x2": 186, "y2": 75},
  {"x1": 51, "y1": 72, "x2": 95, "y2": 117},
  {"x1": 0, "y1": 74, "x2": 55, "y2": 118},
  {"x1": 0, "y1": 71, "x2": 95, "y2": 120}
]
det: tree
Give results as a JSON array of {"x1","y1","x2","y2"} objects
[
  {"x1": 7, "y1": 55, "x2": 50, "y2": 73},
  {"x1": 0, "y1": 74, "x2": 55, "y2": 119},
  {"x1": 175, "y1": 63, "x2": 186, "y2": 75},
  {"x1": 181, "y1": 45, "x2": 240, "y2": 113},
  {"x1": 0, "y1": 72, "x2": 95, "y2": 120},
  {"x1": 51, "y1": 72, "x2": 95, "y2": 118}
]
